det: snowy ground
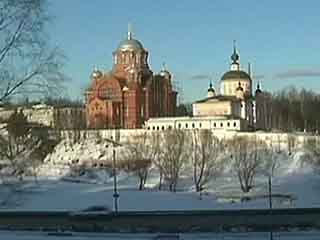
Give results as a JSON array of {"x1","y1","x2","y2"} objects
[
  {"x1": 0, "y1": 165, "x2": 320, "y2": 211},
  {"x1": 0, "y1": 137, "x2": 320, "y2": 211},
  {"x1": 1, "y1": 231, "x2": 320, "y2": 240}
]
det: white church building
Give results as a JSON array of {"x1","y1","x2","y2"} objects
[{"x1": 145, "y1": 42, "x2": 265, "y2": 132}]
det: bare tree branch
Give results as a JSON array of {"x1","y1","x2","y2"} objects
[
  {"x1": 0, "y1": 0, "x2": 66, "y2": 103},
  {"x1": 190, "y1": 129, "x2": 225, "y2": 192},
  {"x1": 229, "y1": 136, "x2": 266, "y2": 193}
]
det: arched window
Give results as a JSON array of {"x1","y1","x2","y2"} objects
[{"x1": 121, "y1": 53, "x2": 125, "y2": 63}]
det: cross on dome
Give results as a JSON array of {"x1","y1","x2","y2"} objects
[{"x1": 128, "y1": 23, "x2": 132, "y2": 40}]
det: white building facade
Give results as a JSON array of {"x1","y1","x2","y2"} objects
[{"x1": 145, "y1": 42, "x2": 264, "y2": 132}]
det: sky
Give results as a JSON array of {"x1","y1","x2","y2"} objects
[{"x1": 48, "y1": 0, "x2": 320, "y2": 102}]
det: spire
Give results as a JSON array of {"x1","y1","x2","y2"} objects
[
  {"x1": 162, "y1": 62, "x2": 167, "y2": 71},
  {"x1": 257, "y1": 81, "x2": 262, "y2": 90},
  {"x1": 230, "y1": 40, "x2": 240, "y2": 71},
  {"x1": 255, "y1": 81, "x2": 262, "y2": 94},
  {"x1": 248, "y1": 62, "x2": 251, "y2": 77},
  {"x1": 127, "y1": 23, "x2": 132, "y2": 40},
  {"x1": 208, "y1": 79, "x2": 214, "y2": 91},
  {"x1": 231, "y1": 40, "x2": 239, "y2": 64},
  {"x1": 207, "y1": 79, "x2": 215, "y2": 98}
]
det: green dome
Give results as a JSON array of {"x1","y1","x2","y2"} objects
[{"x1": 221, "y1": 70, "x2": 251, "y2": 81}]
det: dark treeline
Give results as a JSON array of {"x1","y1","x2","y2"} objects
[
  {"x1": 42, "y1": 97, "x2": 84, "y2": 108},
  {"x1": 0, "y1": 97, "x2": 84, "y2": 109},
  {"x1": 263, "y1": 86, "x2": 320, "y2": 133}
]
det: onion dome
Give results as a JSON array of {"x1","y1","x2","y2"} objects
[
  {"x1": 236, "y1": 82, "x2": 243, "y2": 91},
  {"x1": 221, "y1": 41, "x2": 251, "y2": 81},
  {"x1": 231, "y1": 40, "x2": 240, "y2": 64},
  {"x1": 207, "y1": 82, "x2": 215, "y2": 98},
  {"x1": 208, "y1": 82, "x2": 215, "y2": 92},
  {"x1": 159, "y1": 62, "x2": 171, "y2": 79},
  {"x1": 255, "y1": 82, "x2": 262, "y2": 94},
  {"x1": 231, "y1": 51, "x2": 239, "y2": 65},
  {"x1": 91, "y1": 67, "x2": 102, "y2": 79}
]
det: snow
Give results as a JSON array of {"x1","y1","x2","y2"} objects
[
  {"x1": 1, "y1": 137, "x2": 320, "y2": 212},
  {"x1": 1, "y1": 168, "x2": 320, "y2": 211}
]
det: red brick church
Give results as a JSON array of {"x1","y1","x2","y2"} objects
[{"x1": 85, "y1": 28, "x2": 177, "y2": 129}]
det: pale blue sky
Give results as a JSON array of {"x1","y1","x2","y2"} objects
[{"x1": 49, "y1": 0, "x2": 320, "y2": 102}]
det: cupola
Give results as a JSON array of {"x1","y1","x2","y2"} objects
[{"x1": 207, "y1": 81, "x2": 215, "y2": 98}]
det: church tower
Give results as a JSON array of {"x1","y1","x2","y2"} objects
[
  {"x1": 112, "y1": 25, "x2": 152, "y2": 82},
  {"x1": 220, "y1": 41, "x2": 252, "y2": 96},
  {"x1": 85, "y1": 26, "x2": 177, "y2": 129}
]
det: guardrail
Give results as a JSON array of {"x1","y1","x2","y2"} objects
[{"x1": 0, "y1": 208, "x2": 319, "y2": 233}]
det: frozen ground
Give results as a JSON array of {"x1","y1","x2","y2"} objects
[
  {"x1": 0, "y1": 138, "x2": 320, "y2": 211},
  {"x1": 0, "y1": 166, "x2": 320, "y2": 211},
  {"x1": 1, "y1": 231, "x2": 320, "y2": 240}
]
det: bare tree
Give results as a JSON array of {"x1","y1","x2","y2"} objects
[
  {"x1": 275, "y1": 134, "x2": 282, "y2": 153},
  {"x1": 123, "y1": 132, "x2": 160, "y2": 190},
  {"x1": 303, "y1": 137, "x2": 320, "y2": 170},
  {"x1": 261, "y1": 142, "x2": 281, "y2": 178},
  {"x1": 229, "y1": 136, "x2": 266, "y2": 193},
  {"x1": 287, "y1": 134, "x2": 296, "y2": 156},
  {"x1": 144, "y1": 132, "x2": 166, "y2": 190},
  {"x1": 0, "y1": 0, "x2": 65, "y2": 103},
  {"x1": 191, "y1": 129, "x2": 224, "y2": 192},
  {"x1": 120, "y1": 158, "x2": 151, "y2": 191},
  {"x1": 160, "y1": 129, "x2": 187, "y2": 192}
]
